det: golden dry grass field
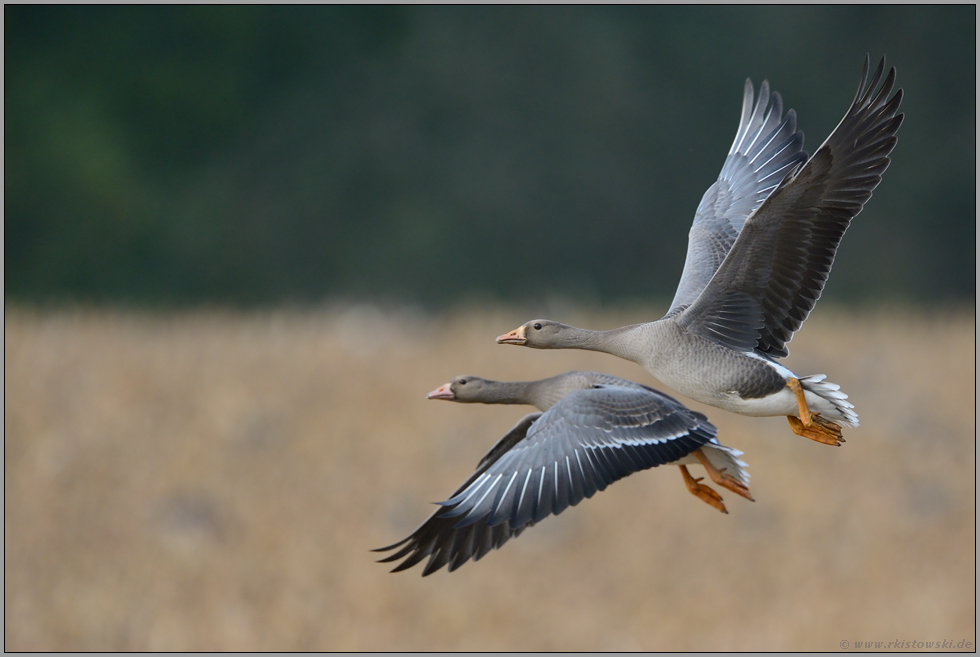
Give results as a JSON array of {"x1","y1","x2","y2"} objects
[{"x1": 4, "y1": 304, "x2": 976, "y2": 651}]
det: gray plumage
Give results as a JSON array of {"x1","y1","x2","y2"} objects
[
  {"x1": 498, "y1": 57, "x2": 902, "y2": 430},
  {"x1": 677, "y1": 56, "x2": 904, "y2": 358},
  {"x1": 374, "y1": 413, "x2": 541, "y2": 576},
  {"x1": 374, "y1": 371, "x2": 745, "y2": 576},
  {"x1": 669, "y1": 78, "x2": 807, "y2": 314}
]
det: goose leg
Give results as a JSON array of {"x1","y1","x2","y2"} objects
[
  {"x1": 692, "y1": 448, "x2": 754, "y2": 501},
  {"x1": 785, "y1": 377, "x2": 845, "y2": 446},
  {"x1": 679, "y1": 465, "x2": 727, "y2": 514}
]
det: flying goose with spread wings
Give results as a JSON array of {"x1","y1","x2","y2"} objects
[
  {"x1": 375, "y1": 371, "x2": 751, "y2": 575},
  {"x1": 496, "y1": 56, "x2": 903, "y2": 447}
]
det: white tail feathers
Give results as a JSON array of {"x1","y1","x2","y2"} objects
[
  {"x1": 702, "y1": 440, "x2": 750, "y2": 487},
  {"x1": 800, "y1": 374, "x2": 859, "y2": 427}
]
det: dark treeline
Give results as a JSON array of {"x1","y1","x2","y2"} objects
[{"x1": 5, "y1": 6, "x2": 975, "y2": 307}]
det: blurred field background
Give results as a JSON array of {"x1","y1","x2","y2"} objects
[
  {"x1": 4, "y1": 305, "x2": 975, "y2": 651},
  {"x1": 4, "y1": 4, "x2": 976, "y2": 652}
]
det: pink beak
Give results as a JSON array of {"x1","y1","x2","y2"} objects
[
  {"x1": 495, "y1": 324, "x2": 527, "y2": 345},
  {"x1": 426, "y1": 382, "x2": 455, "y2": 400}
]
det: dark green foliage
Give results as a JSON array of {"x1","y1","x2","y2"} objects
[{"x1": 5, "y1": 6, "x2": 975, "y2": 306}]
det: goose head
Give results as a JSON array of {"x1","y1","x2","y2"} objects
[
  {"x1": 496, "y1": 319, "x2": 570, "y2": 348},
  {"x1": 426, "y1": 375, "x2": 492, "y2": 402}
]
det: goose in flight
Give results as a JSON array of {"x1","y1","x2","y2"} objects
[
  {"x1": 374, "y1": 371, "x2": 751, "y2": 575},
  {"x1": 496, "y1": 56, "x2": 903, "y2": 447}
]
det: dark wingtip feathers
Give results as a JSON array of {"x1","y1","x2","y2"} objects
[{"x1": 752, "y1": 55, "x2": 902, "y2": 357}]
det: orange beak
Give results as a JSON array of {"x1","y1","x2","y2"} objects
[
  {"x1": 426, "y1": 382, "x2": 455, "y2": 400},
  {"x1": 496, "y1": 324, "x2": 527, "y2": 345}
]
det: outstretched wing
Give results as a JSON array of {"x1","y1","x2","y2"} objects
[
  {"x1": 677, "y1": 56, "x2": 903, "y2": 357},
  {"x1": 668, "y1": 78, "x2": 807, "y2": 315},
  {"x1": 375, "y1": 386, "x2": 716, "y2": 576},
  {"x1": 373, "y1": 412, "x2": 541, "y2": 576},
  {"x1": 441, "y1": 384, "x2": 714, "y2": 530}
]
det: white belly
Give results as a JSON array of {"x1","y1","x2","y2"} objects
[
  {"x1": 713, "y1": 387, "x2": 799, "y2": 416},
  {"x1": 711, "y1": 385, "x2": 846, "y2": 419}
]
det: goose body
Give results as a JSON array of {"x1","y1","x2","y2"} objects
[
  {"x1": 530, "y1": 321, "x2": 853, "y2": 422},
  {"x1": 375, "y1": 371, "x2": 751, "y2": 576},
  {"x1": 497, "y1": 57, "x2": 903, "y2": 445}
]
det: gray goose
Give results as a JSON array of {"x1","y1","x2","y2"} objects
[
  {"x1": 497, "y1": 56, "x2": 903, "y2": 447},
  {"x1": 374, "y1": 371, "x2": 751, "y2": 576}
]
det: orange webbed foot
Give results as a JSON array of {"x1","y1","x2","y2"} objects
[
  {"x1": 786, "y1": 378, "x2": 846, "y2": 447},
  {"x1": 712, "y1": 468, "x2": 755, "y2": 502},
  {"x1": 787, "y1": 414, "x2": 844, "y2": 446},
  {"x1": 692, "y1": 448, "x2": 754, "y2": 502},
  {"x1": 680, "y1": 465, "x2": 728, "y2": 514}
]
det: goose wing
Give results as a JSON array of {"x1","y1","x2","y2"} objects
[
  {"x1": 376, "y1": 386, "x2": 715, "y2": 575},
  {"x1": 667, "y1": 78, "x2": 807, "y2": 315},
  {"x1": 373, "y1": 412, "x2": 541, "y2": 576},
  {"x1": 676, "y1": 56, "x2": 903, "y2": 357}
]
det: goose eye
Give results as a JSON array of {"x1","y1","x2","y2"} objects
[
  {"x1": 533, "y1": 323, "x2": 542, "y2": 330},
  {"x1": 458, "y1": 379, "x2": 467, "y2": 385}
]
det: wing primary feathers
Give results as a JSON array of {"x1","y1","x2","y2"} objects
[
  {"x1": 377, "y1": 377, "x2": 726, "y2": 575},
  {"x1": 669, "y1": 73, "x2": 807, "y2": 314}
]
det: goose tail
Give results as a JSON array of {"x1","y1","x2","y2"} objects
[
  {"x1": 701, "y1": 440, "x2": 750, "y2": 487},
  {"x1": 800, "y1": 374, "x2": 859, "y2": 427}
]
